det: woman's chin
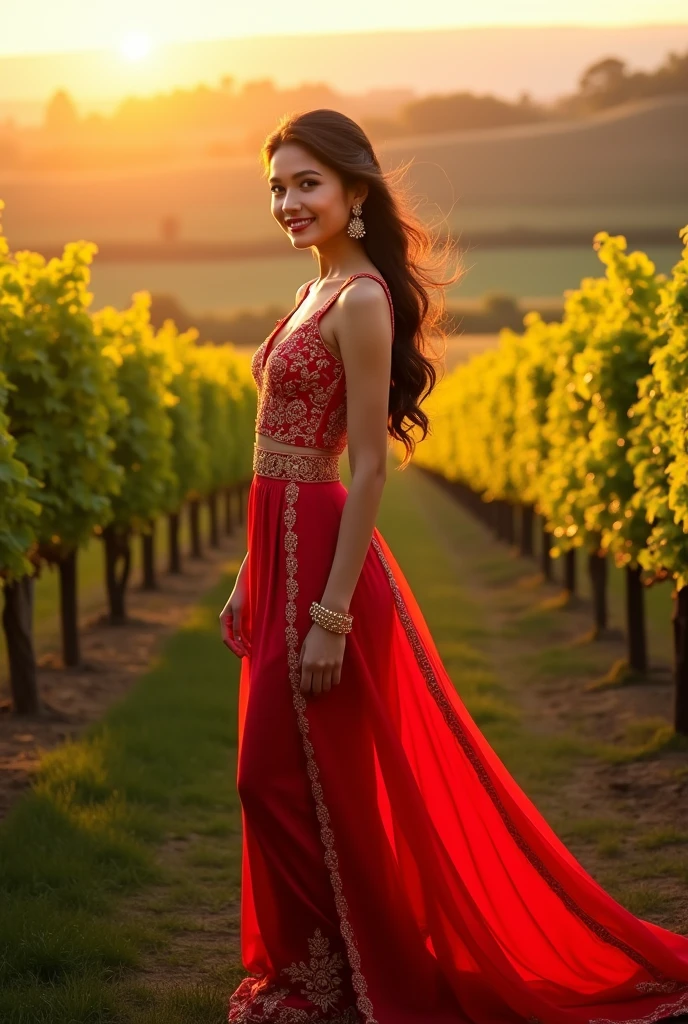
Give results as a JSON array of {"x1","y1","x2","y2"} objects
[{"x1": 289, "y1": 232, "x2": 318, "y2": 248}]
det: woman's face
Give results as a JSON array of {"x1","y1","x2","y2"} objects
[{"x1": 268, "y1": 142, "x2": 364, "y2": 249}]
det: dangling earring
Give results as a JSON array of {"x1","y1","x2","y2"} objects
[{"x1": 347, "y1": 202, "x2": 365, "y2": 239}]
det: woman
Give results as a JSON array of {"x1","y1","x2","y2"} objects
[{"x1": 219, "y1": 109, "x2": 688, "y2": 1024}]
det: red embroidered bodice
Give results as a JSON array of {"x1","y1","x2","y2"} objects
[{"x1": 251, "y1": 272, "x2": 395, "y2": 455}]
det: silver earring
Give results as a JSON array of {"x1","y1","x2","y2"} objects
[{"x1": 347, "y1": 202, "x2": 365, "y2": 239}]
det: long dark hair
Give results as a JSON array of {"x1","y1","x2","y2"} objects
[{"x1": 260, "y1": 108, "x2": 464, "y2": 468}]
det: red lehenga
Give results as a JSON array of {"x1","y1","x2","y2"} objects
[{"x1": 228, "y1": 272, "x2": 688, "y2": 1024}]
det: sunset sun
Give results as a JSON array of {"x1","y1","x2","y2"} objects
[{"x1": 119, "y1": 31, "x2": 152, "y2": 62}]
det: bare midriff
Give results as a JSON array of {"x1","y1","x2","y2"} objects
[{"x1": 255, "y1": 433, "x2": 340, "y2": 457}]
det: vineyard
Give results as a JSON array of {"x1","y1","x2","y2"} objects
[
  {"x1": 0, "y1": 200, "x2": 257, "y2": 716},
  {"x1": 2, "y1": 200, "x2": 688, "y2": 1021},
  {"x1": 415, "y1": 225, "x2": 688, "y2": 734}
]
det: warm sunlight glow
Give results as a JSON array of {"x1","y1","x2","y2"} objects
[
  {"x1": 119, "y1": 31, "x2": 152, "y2": 62},
  {"x1": 2, "y1": 2, "x2": 688, "y2": 58}
]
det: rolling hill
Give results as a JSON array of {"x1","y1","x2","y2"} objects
[{"x1": 1, "y1": 94, "x2": 686, "y2": 248}]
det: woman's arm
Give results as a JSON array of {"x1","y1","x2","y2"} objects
[
  {"x1": 298, "y1": 275, "x2": 393, "y2": 696},
  {"x1": 319, "y1": 277, "x2": 394, "y2": 614}
]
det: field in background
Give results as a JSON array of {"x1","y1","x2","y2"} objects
[
  {"x1": 86, "y1": 244, "x2": 684, "y2": 316},
  {"x1": 2, "y1": 95, "x2": 685, "y2": 249},
  {"x1": 3, "y1": 94, "x2": 684, "y2": 324}
]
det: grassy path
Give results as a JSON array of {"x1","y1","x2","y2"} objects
[{"x1": 1, "y1": 460, "x2": 686, "y2": 1023}]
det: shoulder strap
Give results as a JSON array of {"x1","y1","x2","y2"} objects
[{"x1": 314, "y1": 272, "x2": 395, "y2": 339}]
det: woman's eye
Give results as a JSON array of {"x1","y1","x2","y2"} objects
[{"x1": 270, "y1": 180, "x2": 317, "y2": 194}]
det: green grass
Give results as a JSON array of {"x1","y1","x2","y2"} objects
[
  {"x1": 0, "y1": 556, "x2": 243, "y2": 1022},
  {"x1": 520, "y1": 643, "x2": 603, "y2": 681},
  {"x1": 636, "y1": 827, "x2": 688, "y2": 851}
]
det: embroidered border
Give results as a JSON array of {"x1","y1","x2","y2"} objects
[
  {"x1": 283, "y1": 480, "x2": 378, "y2": 1024},
  {"x1": 370, "y1": 535, "x2": 688, "y2": 1006},
  {"x1": 253, "y1": 444, "x2": 341, "y2": 483},
  {"x1": 589, "y1": 989, "x2": 688, "y2": 1024}
]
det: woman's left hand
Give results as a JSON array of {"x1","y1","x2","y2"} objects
[{"x1": 298, "y1": 623, "x2": 346, "y2": 697}]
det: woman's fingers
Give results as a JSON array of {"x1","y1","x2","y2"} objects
[
  {"x1": 311, "y1": 669, "x2": 323, "y2": 698},
  {"x1": 221, "y1": 609, "x2": 235, "y2": 644},
  {"x1": 221, "y1": 609, "x2": 248, "y2": 658},
  {"x1": 300, "y1": 666, "x2": 312, "y2": 695},
  {"x1": 240, "y1": 613, "x2": 252, "y2": 655}
]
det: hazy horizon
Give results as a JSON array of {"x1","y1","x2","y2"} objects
[{"x1": 2, "y1": 23, "x2": 687, "y2": 125}]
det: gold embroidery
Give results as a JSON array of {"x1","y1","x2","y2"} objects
[
  {"x1": 250, "y1": 272, "x2": 394, "y2": 458},
  {"x1": 320, "y1": 405, "x2": 348, "y2": 450},
  {"x1": 636, "y1": 981, "x2": 688, "y2": 994},
  {"x1": 589, "y1": 989, "x2": 688, "y2": 1024},
  {"x1": 251, "y1": 320, "x2": 347, "y2": 454},
  {"x1": 370, "y1": 535, "x2": 686, "y2": 995},
  {"x1": 228, "y1": 971, "x2": 359, "y2": 1022},
  {"x1": 253, "y1": 445, "x2": 340, "y2": 483},
  {"x1": 283, "y1": 478, "x2": 378, "y2": 1024},
  {"x1": 281, "y1": 928, "x2": 344, "y2": 1012}
]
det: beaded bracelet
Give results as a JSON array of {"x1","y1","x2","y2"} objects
[{"x1": 309, "y1": 600, "x2": 353, "y2": 634}]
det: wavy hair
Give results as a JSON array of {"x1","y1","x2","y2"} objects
[{"x1": 260, "y1": 107, "x2": 464, "y2": 468}]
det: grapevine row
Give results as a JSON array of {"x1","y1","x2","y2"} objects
[
  {"x1": 0, "y1": 202, "x2": 257, "y2": 714},
  {"x1": 414, "y1": 226, "x2": 688, "y2": 734}
]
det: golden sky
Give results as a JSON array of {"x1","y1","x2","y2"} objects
[{"x1": 3, "y1": 0, "x2": 687, "y2": 56}]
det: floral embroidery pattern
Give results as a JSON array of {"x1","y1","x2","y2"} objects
[
  {"x1": 228, "y1": 929, "x2": 356, "y2": 1022},
  {"x1": 228, "y1": 972, "x2": 358, "y2": 1022},
  {"x1": 283, "y1": 478, "x2": 378, "y2": 1024},
  {"x1": 321, "y1": 404, "x2": 348, "y2": 450},
  {"x1": 370, "y1": 535, "x2": 688, "y2": 1005},
  {"x1": 251, "y1": 318, "x2": 347, "y2": 454},
  {"x1": 250, "y1": 272, "x2": 394, "y2": 458},
  {"x1": 281, "y1": 928, "x2": 344, "y2": 1012}
]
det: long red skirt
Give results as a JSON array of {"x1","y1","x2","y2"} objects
[{"x1": 228, "y1": 449, "x2": 688, "y2": 1024}]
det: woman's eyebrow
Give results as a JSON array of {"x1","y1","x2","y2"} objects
[{"x1": 268, "y1": 169, "x2": 323, "y2": 183}]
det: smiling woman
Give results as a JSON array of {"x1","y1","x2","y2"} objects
[{"x1": 219, "y1": 106, "x2": 688, "y2": 1024}]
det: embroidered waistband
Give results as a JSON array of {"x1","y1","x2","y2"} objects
[{"x1": 253, "y1": 444, "x2": 341, "y2": 483}]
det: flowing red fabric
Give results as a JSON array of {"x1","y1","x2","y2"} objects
[{"x1": 229, "y1": 468, "x2": 688, "y2": 1024}]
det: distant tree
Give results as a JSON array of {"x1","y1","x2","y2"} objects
[
  {"x1": 654, "y1": 49, "x2": 688, "y2": 94},
  {"x1": 579, "y1": 57, "x2": 628, "y2": 97},
  {"x1": 44, "y1": 90, "x2": 79, "y2": 133},
  {"x1": 400, "y1": 91, "x2": 544, "y2": 135}
]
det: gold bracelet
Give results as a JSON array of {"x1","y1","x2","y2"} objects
[{"x1": 309, "y1": 600, "x2": 353, "y2": 634}]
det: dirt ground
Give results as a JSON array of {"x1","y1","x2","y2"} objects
[{"x1": 0, "y1": 535, "x2": 244, "y2": 823}]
